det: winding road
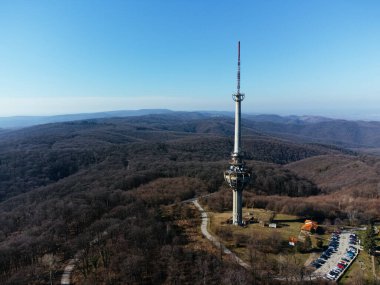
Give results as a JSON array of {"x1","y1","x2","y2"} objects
[
  {"x1": 60, "y1": 197, "x2": 323, "y2": 283},
  {"x1": 191, "y1": 199, "x2": 323, "y2": 282},
  {"x1": 60, "y1": 256, "x2": 79, "y2": 285},
  {"x1": 60, "y1": 232, "x2": 107, "y2": 285},
  {"x1": 192, "y1": 199, "x2": 251, "y2": 269}
]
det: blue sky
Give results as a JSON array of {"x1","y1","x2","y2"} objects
[{"x1": 1, "y1": 0, "x2": 380, "y2": 119}]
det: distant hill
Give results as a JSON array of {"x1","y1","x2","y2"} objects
[
  {"x1": 286, "y1": 154, "x2": 380, "y2": 198},
  {"x1": 245, "y1": 119, "x2": 380, "y2": 148},
  {"x1": 244, "y1": 114, "x2": 334, "y2": 124},
  {"x1": 2, "y1": 110, "x2": 380, "y2": 151},
  {"x1": 0, "y1": 114, "x2": 352, "y2": 202},
  {"x1": 0, "y1": 109, "x2": 174, "y2": 128},
  {"x1": 0, "y1": 110, "x2": 335, "y2": 129}
]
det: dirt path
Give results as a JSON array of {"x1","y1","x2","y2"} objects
[{"x1": 372, "y1": 255, "x2": 378, "y2": 280}]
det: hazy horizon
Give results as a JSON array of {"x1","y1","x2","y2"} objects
[
  {"x1": 2, "y1": 98, "x2": 380, "y2": 121},
  {"x1": 2, "y1": 107, "x2": 380, "y2": 123}
]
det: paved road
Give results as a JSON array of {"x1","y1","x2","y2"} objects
[
  {"x1": 61, "y1": 256, "x2": 79, "y2": 285},
  {"x1": 191, "y1": 199, "x2": 322, "y2": 282},
  {"x1": 60, "y1": 232, "x2": 107, "y2": 285},
  {"x1": 58, "y1": 195, "x2": 211, "y2": 285},
  {"x1": 192, "y1": 199, "x2": 251, "y2": 269}
]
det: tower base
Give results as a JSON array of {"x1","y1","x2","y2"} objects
[{"x1": 232, "y1": 189, "x2": 243, "y2": 225}]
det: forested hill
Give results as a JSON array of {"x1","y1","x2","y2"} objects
[
  {"x1": 286, "y1": 154, "x2": 380, "y2": 198},
  {"x1": 246, "y1": 119, "x2": 380, "y2": 148},
  {"x1": 3, "y1": 111, "x2": 380, "y2": 149},
  {"x1": 0, "y1": 113, "x2": 376, "y2": 284},
  {"x1": 0, "y1": 114, "x2": 352, "y2": 202}
]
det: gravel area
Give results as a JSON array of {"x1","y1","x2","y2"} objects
[{"x1": 312, "y1": 232, "x2": 359, "y2": 281}]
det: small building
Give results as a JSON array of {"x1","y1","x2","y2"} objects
[
  {"x1": 269, "y1": 223, "x2": 277, "y2": 228},
  {"x1": 301, "y1": 220, "x2": 319, "y2": 233},
  {"x1": 289, "y1": 236, "x2": 298, "y2": 246}
]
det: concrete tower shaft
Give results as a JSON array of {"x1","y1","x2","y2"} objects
[
  {"x1": 232, "y1": 93, "x2": 244, "y2": 159},
  {"x1": 233, "y1": 41, "x2": 244, "y2": 157},
  {"x1": 224, "y1": 41, "x2": 251, "y2": 226}
]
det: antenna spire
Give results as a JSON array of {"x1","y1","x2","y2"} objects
[{"x1": 237, "y1": 41, "x2": 241, "y2": 94}]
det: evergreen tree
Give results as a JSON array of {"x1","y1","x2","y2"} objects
[
  {"x1": 303, "y1": 235, "x2": 312, "y2": 252},
  {"x1": 296, "y1": 235, "x2": 312, "y2": 253},
  {"x1": 363, "y1": 223, "x2": 376, "y2": 254}
]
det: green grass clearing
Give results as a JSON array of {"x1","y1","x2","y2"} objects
[{"x1": 207, "y1": 207, "x2": 330, "y2": 267}]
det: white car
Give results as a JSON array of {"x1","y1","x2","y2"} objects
[{"x1": 325, "y1": 274, "x2": 335, "y2": 280}]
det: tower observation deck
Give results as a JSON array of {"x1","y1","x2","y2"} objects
[{"x1": 224, "y1": 41, "x2": 251, "y2": 226}]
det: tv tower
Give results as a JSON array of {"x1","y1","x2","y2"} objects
[{"x1": 224, "y1": 41, "x2": 251, "y2": 226}]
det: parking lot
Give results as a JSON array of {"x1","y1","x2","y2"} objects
[{"x1": 311, "y1": 232, "x2": 359, "y2": 281}]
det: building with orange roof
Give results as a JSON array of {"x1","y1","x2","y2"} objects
[{"x1": 301, "y1": 220, "x2": 318, "y2": 232}]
